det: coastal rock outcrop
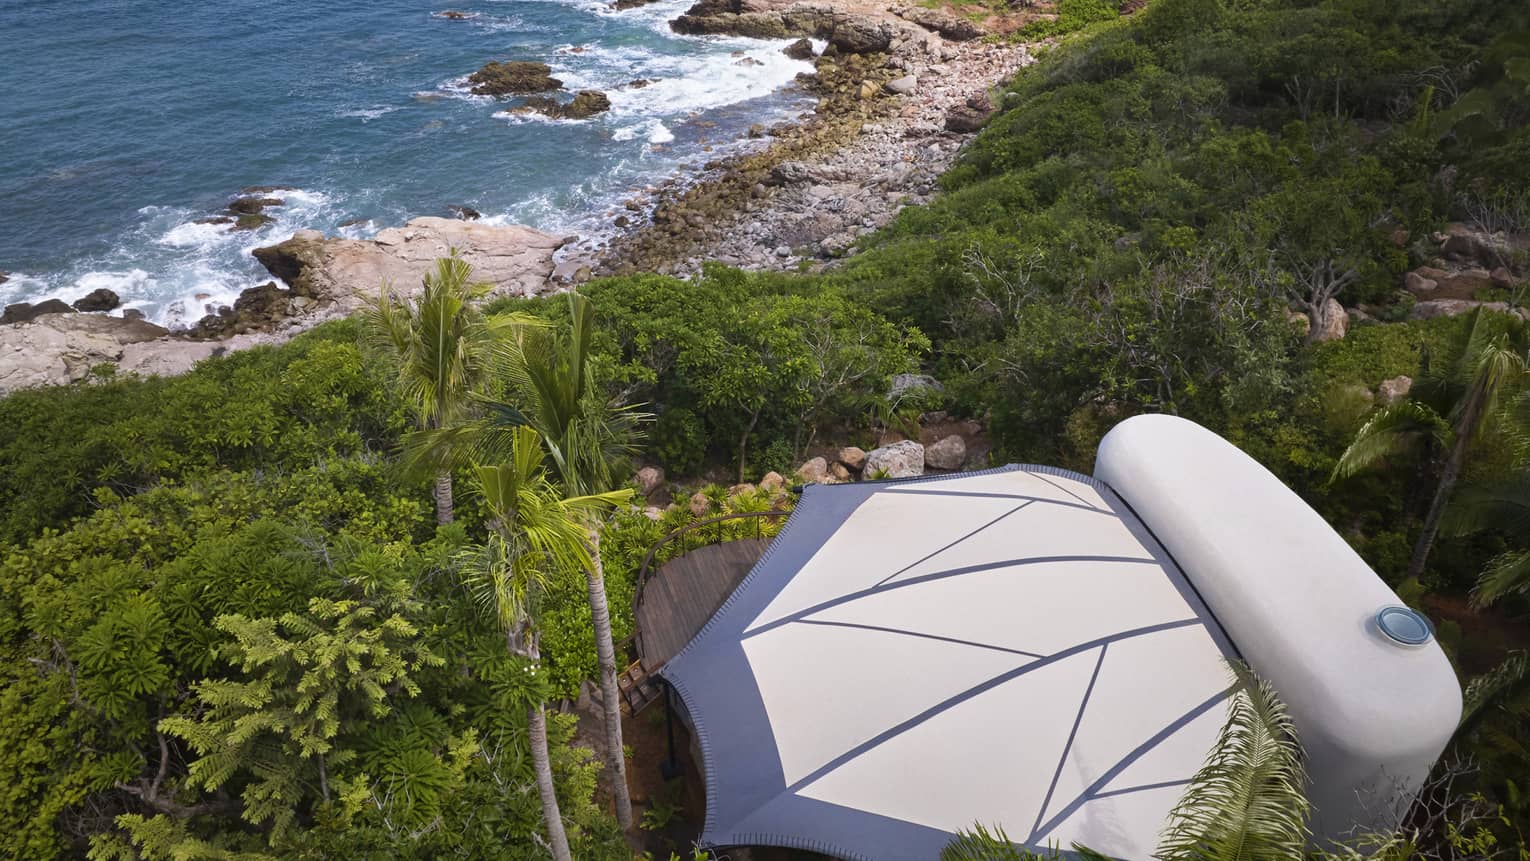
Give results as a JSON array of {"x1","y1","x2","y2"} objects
[
  {"x1": 670, "y1": 0, "x2": 894, "y2": 53},
  {"x1": 0, "y1": 313, "x2": 168, "y2": 392},
  {"x1": 783, "y1": 37, "x2": 815, "y2": 59},
  {"x1": 71, "y1": 288, "x2": 121, "y2": 312},
  {"x1": 252, "y1": 217, "x2": 568, "y2": 312},
  {"x1": 514, "y1": 90, "x2": 612, "y2": 120},
  {"x1": 1, "y1": 299, "x2": 75, "y2": 325},
  {"x1": 469, "y1": 60, "x2": 563, "y2": 96}
]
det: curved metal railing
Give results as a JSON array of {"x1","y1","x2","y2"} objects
[{"x1": 633, "y1": 509, "x2": 791, "y2": 614}]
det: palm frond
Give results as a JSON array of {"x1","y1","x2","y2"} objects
[
  {"x1": 1156, "y1": 662, "x2": 1310, "y2": 861},
  {"x1": 1331, "y1": 401, "x2": 1450, "y2": 482},
  {"x1": 1471, "y1": 549, "x2": 1530, "y2": 606},
  {"x1": 1454, "y1": 651, "x2": 1530, "y2": 744},
  {"x1": 941, "y1": 825, "x2": 1053, "y2": 861}
]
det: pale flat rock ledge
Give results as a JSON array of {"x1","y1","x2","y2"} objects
[
  {"x1": 0, "y1": 218, "x2": 569, "y2": 395},
  {"x1": 254, "y1": 217, "x2": 571, "y2": 314}
]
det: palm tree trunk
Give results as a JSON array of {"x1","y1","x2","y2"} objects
[
  {"x1": 434, "y1": 470, "x2": 454, "y2": 524},
  {"x1": 585, "y1": 526, "x2": 634, "y2": 829},
  {"x1": 527, "y1": 701, "x2": 573, "y2": 861},
  {"x1": 1407, "y1": 431, "x2": 1471, "y2": 582}
]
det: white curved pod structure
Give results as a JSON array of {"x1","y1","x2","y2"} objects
[{"x1": 1094, "y1": 414, "x2": 1461, "y2": 840}]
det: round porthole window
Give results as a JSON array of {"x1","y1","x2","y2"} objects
[{"x1": 1376, "y1": 606, "x2": 1434, "y2": 646}]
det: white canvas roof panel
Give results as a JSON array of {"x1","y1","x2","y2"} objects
[{"x1": 661, "y1": 465, "x2": 1237, "y2": 860}]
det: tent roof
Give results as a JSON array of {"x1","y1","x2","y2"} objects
[{"x1": 661, "y1": 465, "x2": 1237, "y2": 861}]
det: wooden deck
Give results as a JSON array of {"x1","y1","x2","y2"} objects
[{"x1": 636, "y1": 537, "x2": 771, "y2": 673}]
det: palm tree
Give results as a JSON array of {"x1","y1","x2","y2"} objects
[
  {"x1": 1333, "y1": 308, "x2": 1530, "y2": 582},
  {"x1": 1444, "y1": 472, "x2": 1530, "y2": 606},
  {"x1": 942, "y1": 663, "x2": 1311, "y2": 861},
  {"x1": 363, "y1": 252, "x2": 531, "y2": 524},
  {"x1": 410, "y1": 292, "x2": 648, "y2": 828},
  {"x1": 456, "y1": 426, "x2": 629, "y2": 861}
]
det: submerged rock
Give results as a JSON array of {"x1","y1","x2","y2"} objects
[
  {"x1": 447, "y1": 204, "x2": 482, "y2": 220},
  {"x1": 72, "y1": 288, "x2": 121, "y2": 313},
  {"x1": 228, "y1": 197, "x2": 284, "y2": 215},
  {"x1": 783, "y1": 37, "x2": 815, "y2": 59},
  {"x1": 514, "y1": 90, "x2": 611, "y2": 119},
  {"x1": 233, "y1": 213, "x2": 273, "y2": 231},
  {"x1": 469, "y1": 60, "x2": 562, "y2": 96}
]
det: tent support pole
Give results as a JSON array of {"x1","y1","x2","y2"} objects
[{"x1": 660, "y1": 678, "x2": 682, "y2": 780}]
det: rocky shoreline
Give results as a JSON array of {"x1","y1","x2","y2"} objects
[
  {"x1": 559, "y1": 0, "x2": 1036, "y2": 277},
  {"x1": 1, "y1": 0, "x2": 1040, "y2": 395}
]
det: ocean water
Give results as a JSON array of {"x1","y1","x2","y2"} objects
[{"x1": 0, "y1": 0, "x2": 816, "y2": 325}]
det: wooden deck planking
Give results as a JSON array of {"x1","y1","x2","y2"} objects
[{"x1": 637, "y1": 537, "x2": 770, "y2": 672}]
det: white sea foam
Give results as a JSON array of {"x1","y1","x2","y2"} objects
[{"x1": 340, "y1": 105, "x2": 401, "y2": 122}]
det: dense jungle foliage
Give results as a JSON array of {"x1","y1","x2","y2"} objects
[{"x1": 3, "y1": 0, "x2": 1530, "y2": 856}]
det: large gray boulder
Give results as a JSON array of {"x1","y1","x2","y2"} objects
[
  {"x1": 864, "y1": 440, "x2": 924, "y2": 478},
  {"x1": 924, "y1": 434, "x2": 967, "y2": 470}
]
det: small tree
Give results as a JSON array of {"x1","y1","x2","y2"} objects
[
  {"x1": 1333, "y1": 308, "x2": 1530, "y2": 582},
  {"x1": 363, "y1": 253, "x2": 531, "y2": 524},
  {"x1": 456, "y1": 426, "x2": 628, "y2": 858}
]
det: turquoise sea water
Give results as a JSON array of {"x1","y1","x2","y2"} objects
[{"x1": 0, "y1": 0, "x2": 814, "y2": 324}]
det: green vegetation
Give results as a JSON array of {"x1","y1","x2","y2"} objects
[{"x1": 5, "y1": 0, "x2": 1530, "y2": 856}]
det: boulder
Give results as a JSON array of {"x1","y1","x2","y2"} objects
[
  {"x1": 185, "y1": 282, "x2": 295, "y2": 339},
  {"x1": 858, "y1": 79, "x2": 880, "y2": 100},
  {"x1": 797, "y1": 456, "x2": 831, "y2": 483},
  {"x1": 944, "y1": 104, "x2": 991, "y2": 133},
  {"x1": 1310, "y1": 298, "x2": 1347, "y2": 342},
  {"x1": 836, "y1": 445, "x2": 866, "y2": 471},
  {"x1": 830, "y1": 462, "x2": 851, "y2": 481},
  {"x1": 1434, "y1": 268, "x2": 1496, "y2": 299},
  {"x1": 729, "y1": 482, "x2": 757, "y2": 497},
  {"x1": 634, "y1": 466, "x2": 666, "y2": 498},
  {"x1": 893, "y1": 5, "x2": 983, "y2": 40},
  {"x1": 1, "y1": 299, "x2": 74, "y2": 325},
  {"x1": 447, "y1": 204, "x2": 482, "y2": 220},
  {"x1": 0, "y1": 272, "x2": 9, "y2": 285},
  {"x1": 613, "y1": 0, "x2": 659, "y2": 8},
  {"x1": 829, "y1": 19, "x2": 892, "y2": 54},
  {"x1": 1411, "y1": 299, "x2": 1512, "y2": 320},
  {"x1": 1377, "y1": 375, "x2": 1413, "y2": 405},
  {"x1": 437, "y1": 10, "x2": 475, "y2": 19},
  {"x1": 1285, "y1": 309, "x2": 1310, "y2": 338},
  {"x1": 689, "y1": 491, "x2": 712, "y2": 517},
  {"x1": 1404, "y1": 270, "x2": 1438, "y2": 296},
  {"x1": 783, "y1": 37, "x2": 815, "y2": 59},
  {"x1": 759, "y1": 471, "x2": 786, "y2": 492},
  {"x1": 566, "y1": 90, "x2": 611, "y2": 117},
  {"x1": 767, "y1": 161, "x2": 816, "y2": 186},
  {"x1": 925, "y1": 434, "x2": 967, "y2": 470},
  {"x1": 468, "y1": 60, "x2": 562, "y2": 96},
  {"x1": 864, "y1": 440, "x2": 924, "y2": 478},
  {"x1": 122, "y1": 308, "x2": 146, "y2": 321},
  {"x1": 889, "y1": 372, "x2": 943, "y2": 400},
  {"x1": 71, "y1": 288, "x2": 121, "y2": 313},
  {"x1": 252, "y1": 217, "x2": 566, "y2": 311},
  {"x1": 1492, "y1": 267, "x2": 1517, "y2": 288},
  {"x1": 884, "y1": 75, "x2": 917, "y2": 95}
]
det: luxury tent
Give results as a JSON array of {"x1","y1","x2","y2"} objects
[{"x1": 656, "y1": 415, "x2": 1462, "y2": 860}]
